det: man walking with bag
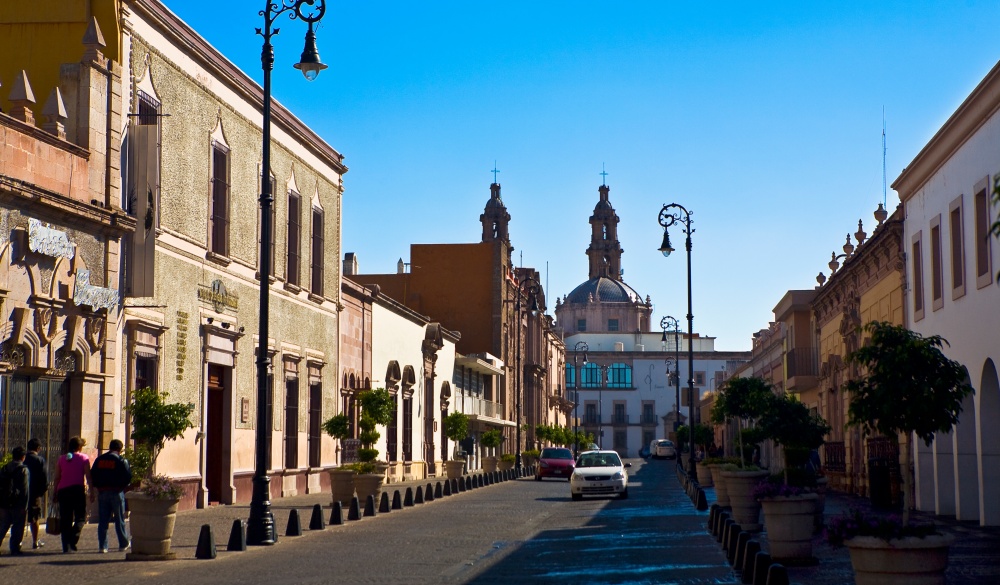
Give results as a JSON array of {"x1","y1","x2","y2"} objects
[
  {"x1": 90, "y1": 439, "x2": 132, "y2": 553},
  {"x1": 0, "y1": 446, "x2": 30, "y2": 555}
]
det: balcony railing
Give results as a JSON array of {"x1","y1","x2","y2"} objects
[
  {"x1": 466, "y1": 396, "x2": 502, "y2": 419},
  {"x1": 786, "y1": 348, "x2": 819, "y2": 378},
  {"x1": 640, "y1": 414, "x2": 658, "y2": 425},
  {"x1": 612, "y1": 413, "x2": 629, "y2": 425},
  {"x1": 824, "y1": 441, "x2": 845, "y2": 472}
]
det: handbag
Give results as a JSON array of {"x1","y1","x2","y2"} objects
[{"x1": 45, "y1": 503, "x2": 61, "y2": 535}]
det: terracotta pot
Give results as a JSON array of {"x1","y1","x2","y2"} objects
[
  {"x1": 352, "y1": 473, "x2": 384, "y2": 507},
  {"x1": 760, "y1": 493, "x2": 817, "y2": 561},
  {"x1": 445, "y1": 460, "x2": 466, "y2": 480},
  {"x1": 720, "y1": 469, "x2": 768, "y2": 531},
  {"x1": 125, "y1": 492, "x2": 179, "y2": 560},
  {"x1": 708, "y1": 464, "x2": 729, "y2": 506},
  {"x1": 498, "y1": 459, "x2": 514, "y2": 471},
  {"x1": 328, "y1": 468, "x2": 357, "y2": 506},
  {"x1": 696, "y1": 463, "x2": 714, "y2": 487},
  {"x1": 846, "y1": 534, "x2": 953, "y2": 585},
  {"x1": 482, "y1": 456, "x2": 498, "y2": 473}
]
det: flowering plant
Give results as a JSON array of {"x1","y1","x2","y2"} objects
[
  {"x1": 825, "y1": 507, "x2": 938, "y2": 547},
  {"x1": 138, "y1": 474, "x2": 183, "y2": 500}
]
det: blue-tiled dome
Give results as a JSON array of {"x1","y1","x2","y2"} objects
[{"x1": 565, "y1": 277, "x2": 642, "y2": 304}]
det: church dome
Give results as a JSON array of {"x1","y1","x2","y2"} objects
[{"x1": 565, "y1": 277, "x2": 642, "y2": 304}]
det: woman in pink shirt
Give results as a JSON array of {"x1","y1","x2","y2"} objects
[{"x1": 52, "y1": 436, "x2": 92, "y2": 553}]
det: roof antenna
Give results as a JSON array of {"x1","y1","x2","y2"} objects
[{"x1": 882, "y1": 108, "x2": 887, "y2": 208}]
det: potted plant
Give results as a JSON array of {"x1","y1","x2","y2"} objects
[
  {"x1": 677, "y1": 423, "x2": 715, "y2": 485},
  {"x1": 837, "y1": 322, "x2": 972, "y2": 583},
  {"x1": 350, "y1": 388, "x2": 395, "y2": 504},
  {"x1": 443, "y1": 411, "x2": 470, "y2": 480},
  {"x1": 125, "y1": 386, "x2": 194, "y2": 561},
  {"x1": 480, "y1": 428, "x2": 503, "y2": 473},
  {"x1": 710, "y1": 376, "x2": 773, "y2": 531},
  {"x1": 322, "y1": 412, "x2": 356, "y2": 505},
  {"x1": 498, "y1": 453, "x2": 516, "y2": 471},
  {"x1": 522, "y1": 449, "x2": 540, "y2": 467}
]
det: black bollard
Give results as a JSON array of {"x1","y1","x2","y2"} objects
[
  {"x1": 443, "y1": 480, "x2": 452, "y2": 496},
  {"x1": 453, "y1": 478, "x2": 461, "y2": 493},
  {"x1": 696, "y1": 488, "x2": 708, "y2": 510},
  {"x1": 286, "y1": 509, "x2": 303, "y2": 536},
  {"x1": 465, "y1": 476, "x2": 472, "y2": 490},
  {"x1": 741, "y1": 540, "x2": 761, "y2": 583},
  {"x1": 475, "y1": 474, "x2": 483, "y2": 488},
  {"x1": 348, "y1": 496, "x2": 361, "y2": 521},
  {"x1": 392, "y1": 490, "x2": 403, "y2": 510},
  {"x1": 734, "y1": 531, "x2": 750, "y2": 569},
  {"x1": 435, "y1": 482, "x2": 443, "y2": 499},
  {"x1": 404, "y1": 487, "x2": 414, "y2": 506},
  {"x1": 309, "y1": 503, "x2": 325, "y2": 530},
  {"x1": 727, "y1": 527, "x2": 744, "y2": 564},
  {"x1": 708, "y1": 504, "x2": 719, "y2": 533},
  {"x1": 330, "y1": 501, "x2": 344, "y2": 525},
  {"x1": 195, "y1": 524, "x2": 216, "y2": 559},
  {"x1": 226, "y1": 519, "x2": 246, "y2": 552},
  {"x1": 379, "y1": 491, "x2": 391, "y2": 513},
  {"x1": 765, "y1": 563, "x2": 789, "y2": 585},
  {"x1": 414, "y1": 485, "x2": 425, "y2": 504},
  {"x1": 752, "y1": 552, "x2": 772, "y2": 585},
  {"x1": 720, "y1": 517, "x2": 733, "y2": 544},
  {"x1": 364, "y1": 494, "x2": 376, "y2": 517},
  {"x1": 425, "y1": 483, "x2": 434, "y2": 502}
]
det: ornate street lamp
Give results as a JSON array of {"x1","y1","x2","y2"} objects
[
  {"x1": 658, "y1": 203, "x2": 698, "y2": 484},
  {"x1": 572, "y1": 341, "x2": 588, "y2": 457},
  {"x1": 248, "y1": 0, "x2": 327, "y2": 547},
  {"x1": 661, "y1": 315, "x2": 681, "y2": 440},
  {"x1": 514, "y1": 274, "x2": 541, "y2": 472}
]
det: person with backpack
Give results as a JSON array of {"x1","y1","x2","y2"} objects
[
  {"x1": 52, "y1": 436, "x2": 92, "y2": 553},
  {"x1": 0, "y1": 446, "x2": 30, "y2": 555},
  {"x1": 90, "y1": 439, "x2": 132, "y2": 553},
  {"x1": 23, "y1": 438, "x2": 48, "y2": 550}
]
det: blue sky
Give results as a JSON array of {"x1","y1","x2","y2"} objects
[{"x1": 164, "y1": 1, "x2": 998, "y2": 350}]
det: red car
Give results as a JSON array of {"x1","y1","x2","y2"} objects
[{"x1": 534, "y1": 447, "x2": 576, "y2": 481}]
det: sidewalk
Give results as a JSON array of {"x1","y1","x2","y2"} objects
[{"x1": 700, "y1": 477, "x2": 1000, "y2": 585}]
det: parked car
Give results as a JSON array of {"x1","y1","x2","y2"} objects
[
  {"x1": 570, "y1": 450, "x2": 631, "y2": 500},
  {"x1": 535, "y1": 447, "x2": 575, "y2": 481},
  {"x1": 652, "y1": 439, "x2": 676, "y2": 459}
]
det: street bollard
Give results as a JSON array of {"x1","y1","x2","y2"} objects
[
  {"x1": 348, "y1": 496, "x2": 362, "y2": 521},
  {"x1": 752, "y1": 552, "x2": 772, "y2": 585},
  {"x1": 696, "y1": 488, "x2": 708, "y2": 510},
  {"x1": 436, "y1": 481, "x2": 444, "y2": 498},
  {"x1": 708, "y1": 504, "x2": 719, "y2": 533},
  {"x1": 460, "y1": 477, "x2": 468, "y2": 492},
  {"x1": 364, "y1": 494, "x2": 377, "y2": 517},
  {"x1": 309, "y1": 503, "x2": 325, "y2": 530},
  {"x1": 404, "y1": 487, "x2": 414, "y2": 506},
  {"x1": 726, "y1": 526, "x2": 743, "y2": 563},
  {"x1": 741, "y1": 540, "x2": 761, "y2": 583},
  {"x1": 330, "y1": 501, "x2": 344, "y2": 526},
  {"x1": 425, "y1": 483, "x2": 434, "y2": 501},
  {"x1": 414, "y1": 485, "x2": 425, "y2": 504},
  {"x1": 719, "y1": 517, "x2": 733, "y2": 544},
  {"x1": 285, "y1": 509, "x2": 303, "y2": 536},
  {"x1": 443, "y1": 480, "x2": 452, "y2": 496},
  {"x1": 226, "y1": 519, "x2": 246, "y2": 552},
  {"x1": 765, "y1": 563, "x2": 789, "y2": 585},
  {"x1": 392, "y1": 490, "x2": 403, "y2": 510},
  {"x1": 734, "y1": 531, "x2": 750, "y2": 570},
  {"x1": 195, "y1": 524, "x2": 216, "y2": 559},
  {"x1": 379, "y1": 491, "x2": 391, "y2": 513}
]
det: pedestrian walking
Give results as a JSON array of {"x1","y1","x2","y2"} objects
[
  {"x1": 23, "y1": 438, "x2": 48, "y2": 550},
  {"x1": 52, "y1": 436, "x2": 92, "y2": 553},
  {"x1": 0, "y1": 446, "x2": 30, "y2": 555},
  {"x1": 91, "y1": 439, "x2": 132, "y2": 553}
]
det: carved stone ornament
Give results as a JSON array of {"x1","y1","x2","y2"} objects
[
  {"x1": 86, "y1": 316, "x2": 106, "y2": 352},
  {"x1": 34, "y1": 308, "x2": 56, "y2": 346},
  {"x1": 0, "y1": 341, "x2": 25, "y2": 367},
  {"x1": 28, "y1": 218, "x2": 75, "y2": 259}
]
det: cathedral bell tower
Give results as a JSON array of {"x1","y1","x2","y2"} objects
[
  {"x1": 480, "y1": 182, "x2": 511, "y2": 244},
  {"x1": 586, "y1": 184, "x2": 623, "y2": 280}
]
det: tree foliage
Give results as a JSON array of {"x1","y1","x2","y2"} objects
[
  {"x1": 710, "y1": 377, "x2": 773, "y2": 424},
  {"x1": 844, "y1": 322, "x2": 973, "y2": 446},
  {"x1": 758, "y1": 393, "x2": 830, "y2": 451},
  {"x1": 480, "y1": 428, "x2": 504, "y2": 449},
  {"x1": 127, "y1": 386, "x2": 194, "y2": 475},
  {"x1": 443, "y1": 412, "x2": 470, "y2": 442},
  {"x1": 322, "y1": 413, "x2": 351, "y2": 440},
  {"x1": 356, "y1": 388, "x2": 395, "y2": 463}
]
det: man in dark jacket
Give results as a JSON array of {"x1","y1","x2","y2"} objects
[
  {"x1": 23, "y1": 438, "x2": 47, "y2": 549},
  {"x1": 0, "y1": 446, "x2": 30, "y2": 555},
  {"x1": 90, "y1": 439, "x2": 132, "y2": 553}
]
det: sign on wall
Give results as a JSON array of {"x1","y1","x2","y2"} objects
[
  {"x1": 74, "y1": 269, "x2": 119, "y2": 311},
  {"x1": 28, "y1": 218, "x2": 74, "y2": 259}
]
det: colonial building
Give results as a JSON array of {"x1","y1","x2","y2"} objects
[
  {"x1": 892, "y1": 59, "x2": 1000, "y2": 526},
  {"x1": 557, "y1": 183, "x2": 749, "y2": 457}
]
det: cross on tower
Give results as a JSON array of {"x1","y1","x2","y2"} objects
[
  {"x1": 492, "y1": 161, "x2": 500, "y2": 183},
  {"x1": 600, "y1": 163, "x2": 608, "y2": 186}
]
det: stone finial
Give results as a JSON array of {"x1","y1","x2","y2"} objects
[
  {"x1": 842, "y1": 234, "x2": 854, "y2": 256},
  {"x1": 42, "y1": 87, "x2": 68, "y2": 139},
  {"x1": 816, "y1": 272, "x2": 827, "y2": 286},
  {"x1": 9, "y1": 70, "x2": 37, "y2": 125},
  {"x1": 82, "y1": 16, "x2": 107, "y2": 63},
  {"x1": 874, "y1": 202, "x2": 888, "y2": 226},
  {"x1": 854, "y1": 219, "x2": 867, "y2": 246}
]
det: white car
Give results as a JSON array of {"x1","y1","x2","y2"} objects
[
  {"x1": 652, "y1": 439, "x2": 676, "y2": 459},
  {"x1": 570, "y1": 450, "x2": 631, "y2": 500}
]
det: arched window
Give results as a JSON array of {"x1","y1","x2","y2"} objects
[{"x1": 607, "y1": 363, "x2": 631, "y2": 389}]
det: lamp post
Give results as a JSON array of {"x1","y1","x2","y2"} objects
[
  {"x1": 514, "y1": 274, "x2": 541, "y2": 473},
  {"x1": 248, "y1": 0, "x2": 327, "y2": 547},
  {"x1": 572, "y1": 341, "x2": 588, "y2": 457},
  {"x1": 658, "y1": 203, "x2": 698, "y2": 484},
  {"x1": 660, "y1": 315, "x2": 681, "y2": 436}
]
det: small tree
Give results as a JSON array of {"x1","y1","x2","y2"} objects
[
  {"x1": 844, "y1": 322, "x2": 973, "y2": 522},
  {"x1": 353, "y1": 388, "x2": 395, "y2": 473},
  {"x1": 480, "y1": 428, "x2": 503, "y2": 452},
  {"x1": 710, "y1": 377, "x2": 773, "y2": 468},
  {"x1": 757, "y1": 393, "x2": 830, "y2": 484},
  {"x1": 127, "y1": 386, "x2": 194, "y2": 478},
  {"x1": 443, "y1": 412, "x2": 470, "y2": 459}
]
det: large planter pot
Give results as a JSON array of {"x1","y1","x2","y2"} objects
[
  {"x1": 498, "y1": 459, "x2": 515, "y2": 471},
  {"x1": 328, "y1": 468, "x2": 357, "y2": 506},
  {"x1": 352, "y1": 473, "x2": 385, "y2": 506},
  {"x1": 124, "y1": 492, "x2": 179, "y2": 561},
  {"x1": 483, "y1": 456, "x2": 498, "y2": 473},
  {"x1": 696, "y1": 462, "x2": 714, "y2": 487},
  {"x1": 522, "y1": 455, "x2": 537, "y2": 467},
  {"x1": 445, "y1": 460, "x2": 466, "y2": 480},
  {"x1": 760, "y1": 493, "x2": 817, "y2": 561},
  {"x1": 845, "y1": 534, "x2": 954, "y2": 585},
  {"x1": 708, "y1": 464, "x2": 729, "y2": 506},
  {"x1": 720, "y1": 469, "x2": 769, "y2": 531}
]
